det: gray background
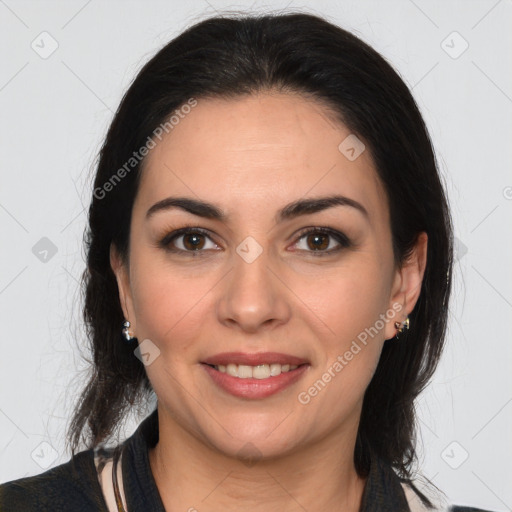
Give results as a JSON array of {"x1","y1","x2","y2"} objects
[{"x1": 0, "y1": 0, "x2": 511, "y2": 509}]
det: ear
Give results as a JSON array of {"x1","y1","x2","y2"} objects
[
  {"x1": 384, "y1": 232, "x2": 428, "y2": 340},
  {"x1": 110, "y1": 243, "x2": 137, "y2": 334}
]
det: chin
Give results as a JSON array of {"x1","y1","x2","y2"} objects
[{"x1": 199, "y1": 421, "x2": 303, "y2": 463}]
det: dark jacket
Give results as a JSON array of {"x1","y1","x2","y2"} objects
[{"x1": 0, "y1": 409, "x2": 496, "y2": 511}]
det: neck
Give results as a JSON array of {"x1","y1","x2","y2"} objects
[{"x1": 148, "y1": 405, "x2": 367, "y2": 512}]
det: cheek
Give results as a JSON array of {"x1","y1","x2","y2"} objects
[
  {"x1": 129, "y1": 256, "x2": 216, "y2": 359},
  {"x1": 297, "y1": 258, "x2": 389, "y2": 345},
  {"x1": 295, "y1": 260, "x2": 389, "y2": 393},
  {"x1": 296, "y1": 271, "x2": 387, "y2": 424}
]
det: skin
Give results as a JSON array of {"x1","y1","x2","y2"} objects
[{"x1": 111, "y1": 91, "x2": 427, "y2": 512}]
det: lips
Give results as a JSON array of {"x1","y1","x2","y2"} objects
[
  {"x1": 202, "y1": 351, "x2": 309, "y2": 367},
  {"x1": 201, "y1": 361, "x2": 309, "y2": 399}
]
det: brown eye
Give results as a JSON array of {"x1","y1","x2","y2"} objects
[
  {"x1": 159, "y1": 227, "x2": 219, "y2": 254},
  {"x1": 305, "y1": 233, "x2": 330, "y2": 251},
  {"x1": 293, "y1": 227, "x2": 352, "y2": 255},
  {"x1": 182, "y1": 232, "x2": 206, "y2": 250}
]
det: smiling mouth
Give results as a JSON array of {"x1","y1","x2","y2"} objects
[{"x1": 203, "y1": 362, "x2": 308, "y2": 379}]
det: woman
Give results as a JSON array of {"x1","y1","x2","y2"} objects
[{"x1": 0, "y1": 11, "x2": 495, "y2": 512}]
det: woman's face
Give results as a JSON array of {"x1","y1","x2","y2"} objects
[{"x1": 112, "y1": 91, "x2": 426, "y2": 460}]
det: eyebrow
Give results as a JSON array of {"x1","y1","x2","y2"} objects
[{"x1": 146, "y1": 194, "x2": 369, "y2": 223}]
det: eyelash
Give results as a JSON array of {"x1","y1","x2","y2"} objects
[{"x1": 158, "y1": 225, "x2": 352, "y2": 257}]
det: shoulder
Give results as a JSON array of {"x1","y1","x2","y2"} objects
[
  {"x1": 0, "y1": 449, "x2": 108, "y2": 512},
  {"x1": 448, "y1": 508, "x2": 499, "y2": 512},
  {"x1": 401, "y1": 481, "x2": 498, "y2": 512}
]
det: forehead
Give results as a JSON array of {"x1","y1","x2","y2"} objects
[{"x1": 136, "y1": 92, "x2": 388, "y2": 227}]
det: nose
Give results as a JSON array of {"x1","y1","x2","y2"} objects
[{"x1": 216, "y1": 244, "x2": 291, "y2": 334}]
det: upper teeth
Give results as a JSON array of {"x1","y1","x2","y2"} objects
[{"x1": 214, "y1": 363, "x2": 299, "y2": 379}]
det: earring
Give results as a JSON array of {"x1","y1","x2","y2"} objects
[
  {"x1": 122, "y1": 320, "x2": 135, "y2": 342},
  {"x1": 394, "y1": 316, "x2": 410, "y2": 339}
]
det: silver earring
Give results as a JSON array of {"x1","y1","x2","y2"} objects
[
  {"x1": 122, "y1": 320, "x2": 134, "y2": 342},
  {"x1": 394, "y1": 316, "x2": 410, "y2": 340}
]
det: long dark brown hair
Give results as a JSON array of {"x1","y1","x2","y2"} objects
[{"x1": 67, "y1": 11, "x2": 453, "y2": 495}]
